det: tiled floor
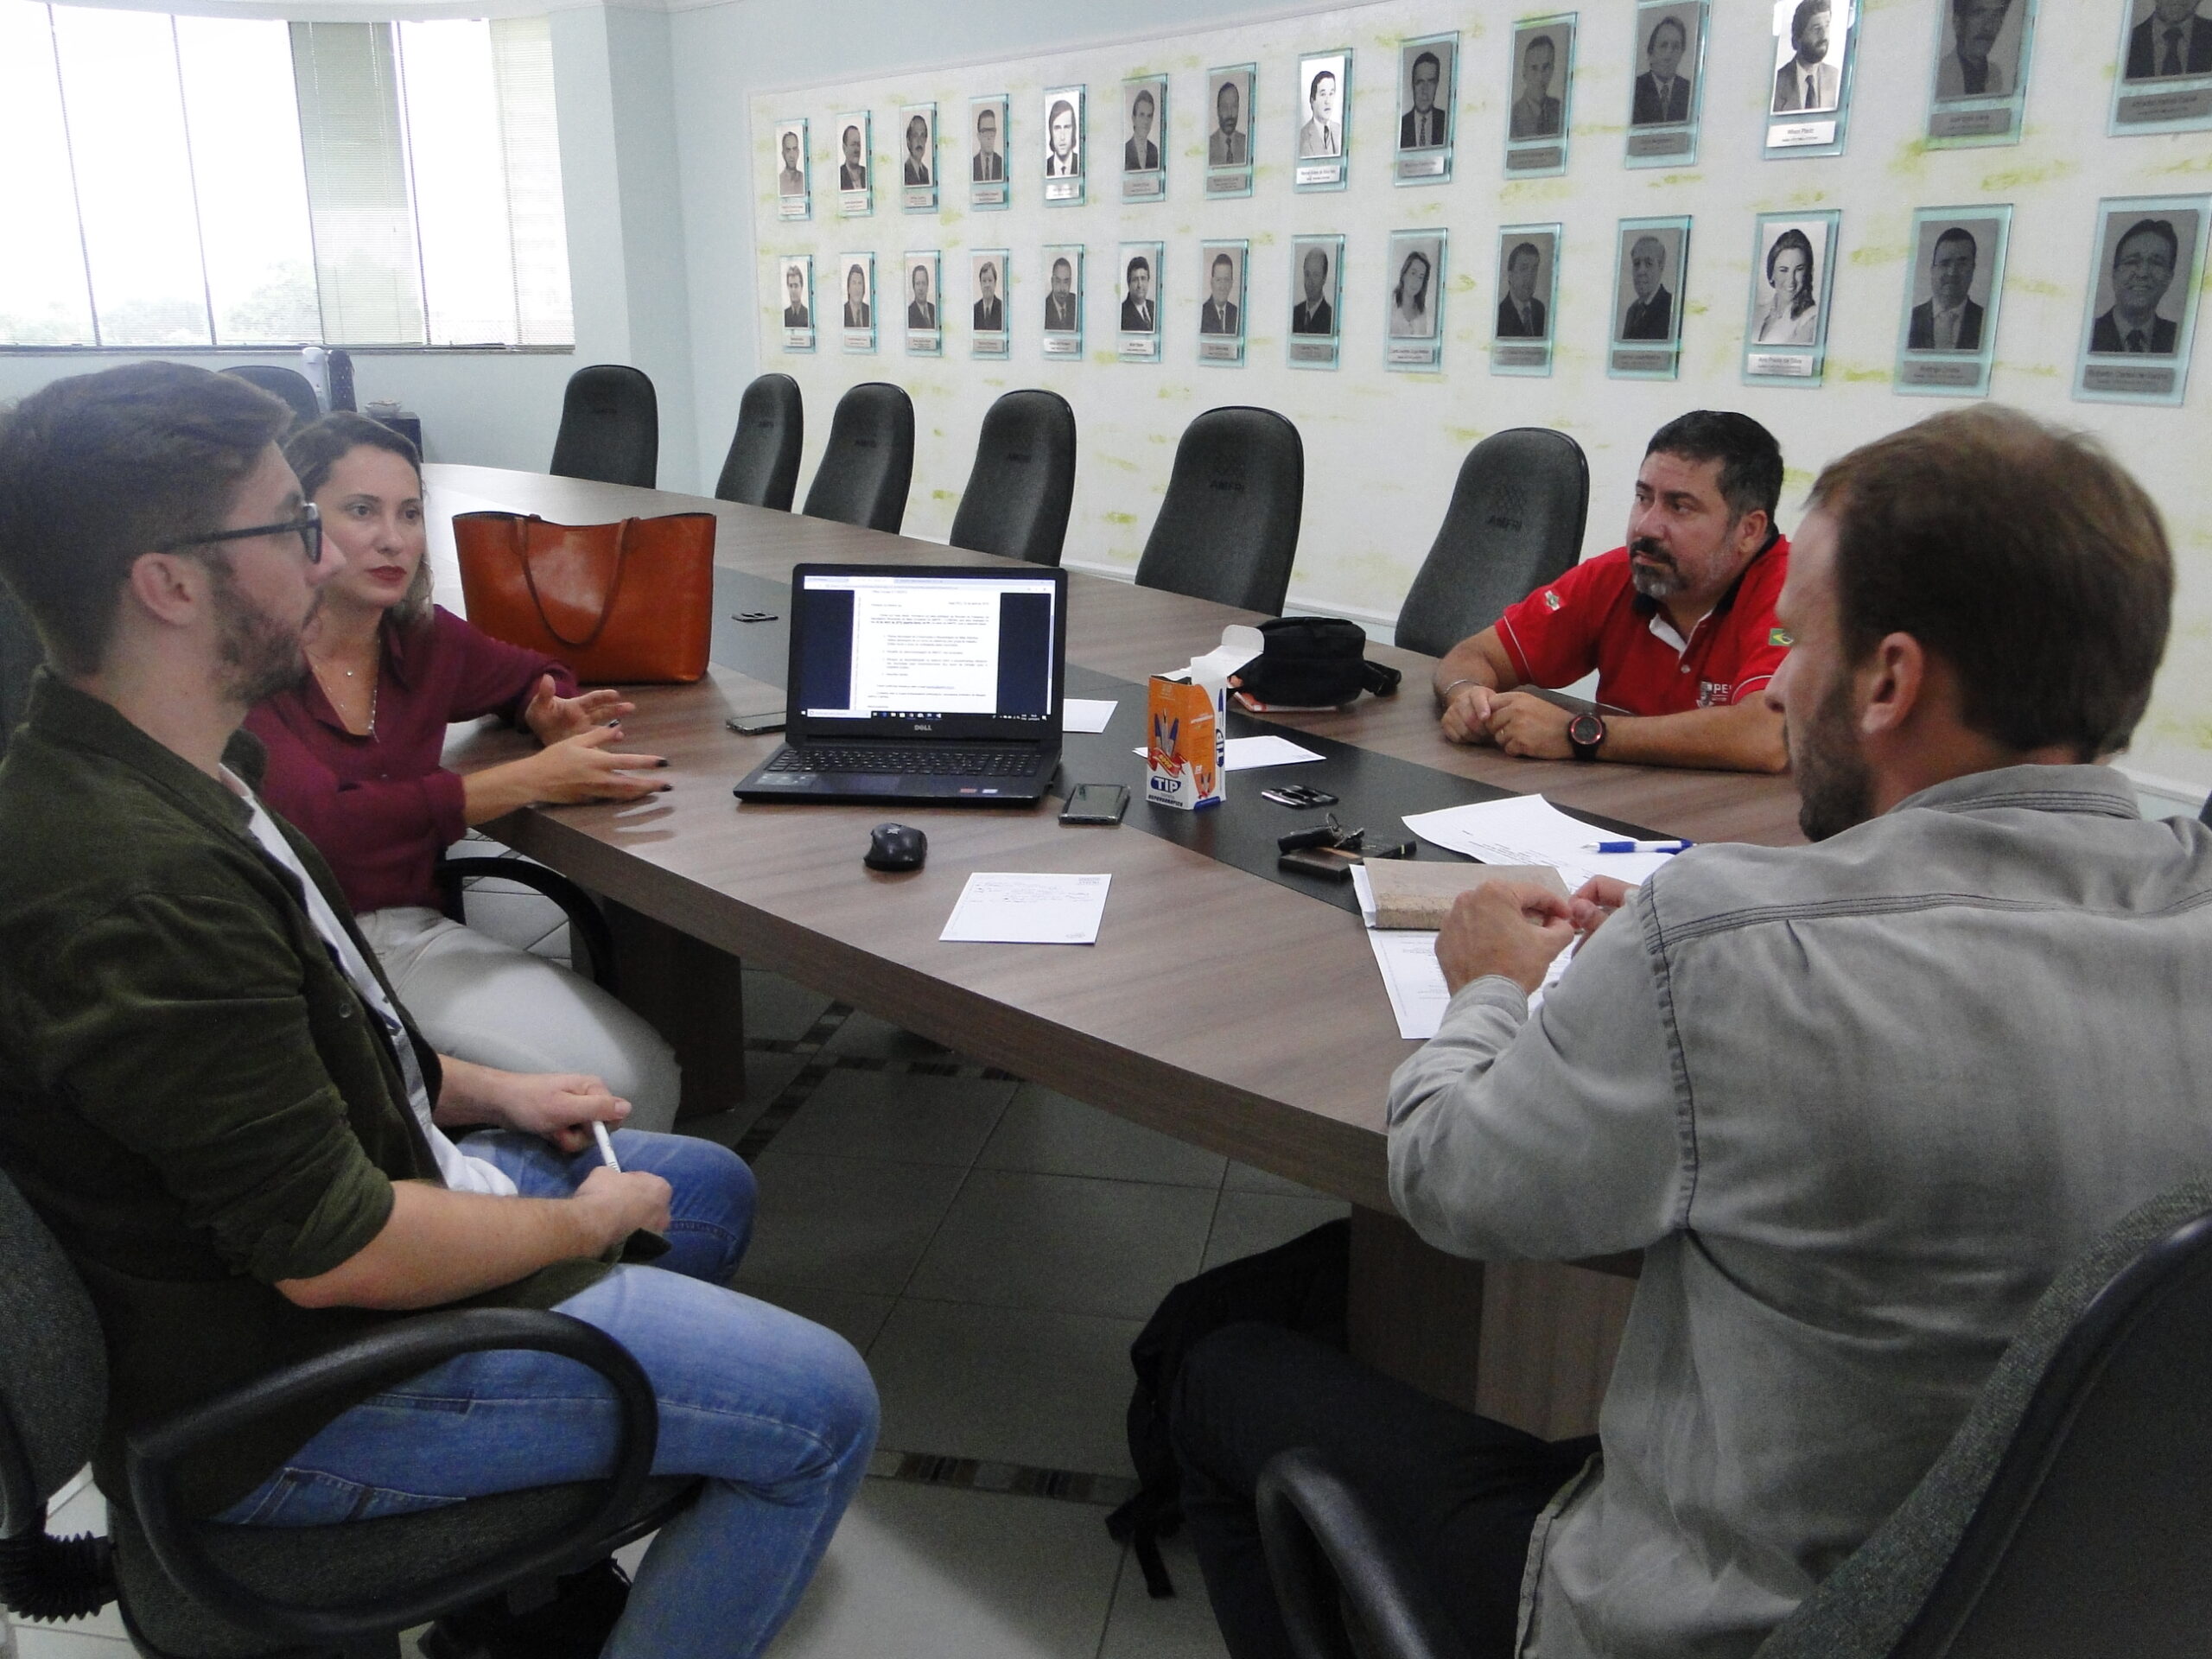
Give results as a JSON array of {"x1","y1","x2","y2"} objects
[{"x1": 15, "y1": 960, "x2": 1347, "y2": 1659}]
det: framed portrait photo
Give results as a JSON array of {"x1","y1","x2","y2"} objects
[
  {"x1": 1894, "y1": 206, "x2": 2012, "y2": 397},
  {"x1": 1198, "y1": 240, "x2": 1249, "y2": 365},
  {"x1": 1294, "y1": 51, "x2": 1351, "y2": 191},
  {"x1": 1287, "y1": 234, "x2": 1344, "y2": 368},
  {"x1": 1395, "y1": 33, "x2": 1456, "y2": 182},
  {"x1": 1926, "y1": 0, "x2": 2037, "y2": 146},
  {"x1": 1205, "y1": 65, "x2": 1256, "y2": 198},
  {"x1": 778, "y1": 254, "x2": 815, "y2": 353},
  {"x1": 773, "y1": 118, "x2": 810, "y2": 219},
  {"x1": 1504, "y1": 16, "x2": 1575, "y2": 178},
  {"x1": 899, "y1": 104, "x2": 938, "y2": 212},
  {"x1": 1491, "y1": 224, "x2": 1560, "y2": 377},
  {"x1": 1043, "y1": 86, "x2": 1086, "y2": 205},
  {"x1": 969, "y1": 251, "x2": 1011, "y2": 358},
  {"x1": 837, "y1": 251, "x2": 876, "y2": 353},
  {"x1": 1765, "y1": 0, "x2": 1857, "y2": 157},
  {"x1": 1626, "y1": 2, "x2": 1707, "y2": 167},
  {"x1": 969, "y1": 95, "x2": 1010, "y2": 209},
  {"x1": 904, "y1": 251, "x2": 943, "y2": 356},
  {"x1": 1384, "y1": 229, "x2": 1446, "y2": 371},
  {"x1": 1610, "y1": 216, "x2": 1690, "y2": 378},
  {"x1": 2073, "y1": 195, "x2": 2210, "y2": 404},
  {"x1": 1122, "y1": 75, "x2": 1167, "y2": 201},
  {"x1": 1743, "y1": 211, "x2": 1839, "y2": 386},
  {"x1": 1042, "y1": 245, "x2": 1084, "y2": 356},
  {"x1": 1118, "y1": 241, "x2": 1163, "y2": 361},
  {"x1": 834, "y1": 110, "x2": 872, "y2": 215},
  {"x1": 2111, "y1": 0, "x2": 2212, "y2": 134}
]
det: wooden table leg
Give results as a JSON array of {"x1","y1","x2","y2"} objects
[
  {"x1": 1348, "y1": 1206, "x2": 1637, "y2": 1440},
  {"x1": 602, "y1": 899, "x2": 748, "y2": 1122}
]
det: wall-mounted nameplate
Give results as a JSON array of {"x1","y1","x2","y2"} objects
[
  {"x1": 1624, "y1": 1, "x2": 1706, "y2": 169},
  {"x1": 1122, "y1": 335, "x2": 1160, "y2": 361},
  {"x1": 1393, "y1": 31, "x2": 1456, "y2": 185},
  {"x1": 972, "y1": 335, "x2": 1010, "y2": 359},
  {"x1": 906, "y1": 331, "x2": 941, "y2": 355},
  {"x1": 784, "y1": 327, "x2": 815, "y2": 352},
  {"x1": 839, "y1": 188, "x2": 872, "y2": 216},
  {"x1": 1506, "y1": 145, "x2": 1563, "y2": 171},
  {"x1": 2071, "y1": 192, "x2": 2209, "y2": 406},
  {"x1": 842, "y1": 328, "x2": 874, "y2": 353},
  {"x1": 1503, "y1": 14, "x2": 1574, "y2": 179},
  {"x1": 1490, "y1": 223, "x2": 1559, "y2": 378},
  {"x1": 1763, "y1": 0, "x2": 1855, "y2": 159},
  {"x1": 1893, "y1": 204, "x2": 2012, "y2": 399},
  {"x1": 1293, "y1": 49, "x2": 1350, "y2": 193}
]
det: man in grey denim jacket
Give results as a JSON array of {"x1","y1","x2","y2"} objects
[{"x1": 1168, "y1": 407, "x2": 2212, "y2": 1659}]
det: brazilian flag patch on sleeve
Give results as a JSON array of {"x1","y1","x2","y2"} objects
[{"x1": 1769, "y1": 628, "x2": 1794, "y2": 647}]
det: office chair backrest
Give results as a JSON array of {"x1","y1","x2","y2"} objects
[
  {"x1": 1135, "y1": 406, "x2": 1304, "y2": 615},
  {"x1": 1393, "y1": 428, "x2": 1589, "y2": 658},
  {"x1": 0, "y1": 580, "x2": 40, "y2": 764},
  {"x1": 715, "y1": 373, "x2": 804, "y2": 510},
  {"x1": 1755, "y1": 1179, "x2": 2212, "y2": 1659},
  {"x1": 2199, "y1": 791, "x2": 2210, "y2": 827},
  {"x1": 219, "y1": 365, "x2": 321, "y2": 433},
  {"x1": 801, "y1": 381, "x2": 915, "y2": 533},
  {"x1": 550, "y1": 365, "x2": 658, "y2": 489},
  {"x1": 0, "y1": 1166, "x2": 108, "y2": 1541},
  {"x1": 948, "y1": 390, "x2": 1077, "y2": 566}
]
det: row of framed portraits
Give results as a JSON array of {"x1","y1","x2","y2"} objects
[
  {"x1": 771, "y1": 0, "x2": 2212, "y2": 225},
  {"x1": 775, "y1": 193, "x2": 2209, "y2": 406}
]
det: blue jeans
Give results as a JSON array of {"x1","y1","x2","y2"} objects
[{"x1": 214, "y1": 1130, "x2": 879, "y2": 1659}]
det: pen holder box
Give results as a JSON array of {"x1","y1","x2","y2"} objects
[{"x1": 1146, "y1": 673, "x2": 1224, "y2": 810}]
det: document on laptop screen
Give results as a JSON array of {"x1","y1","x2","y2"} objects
[{"x1": 801, "y1": 575, "x2": 1056, "y2": 720}]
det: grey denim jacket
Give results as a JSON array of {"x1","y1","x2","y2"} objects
[{"x1": 1386, "y1": 765, "x2": 2212, "y2": 1659}]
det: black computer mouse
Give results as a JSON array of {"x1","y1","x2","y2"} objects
[{"x1": 865, "y1": 822, "x2": 927, "y2": 872}]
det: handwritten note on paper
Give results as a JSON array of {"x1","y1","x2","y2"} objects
[{"x1": 939, "y1": 873, "x2": 1111, "y2": 944}]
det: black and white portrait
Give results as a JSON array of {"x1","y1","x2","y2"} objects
[
  {"x1": 899, "y1": 107, "x2": 935, "y2": 186},
  {"x1": 840, "y1": 256, "x2": 873, "y2": 327},
  {"x1": 1631, "y1": 6, "x2": 1700, "y2": 125},
  {"x1": 1905, "y1": 218, "x2": 2002, "y2": 350},
  {"x1": 775, "y1": 121, "x2": 808, "y2": 196},
  {"x1": 1770, "y1": 0, "x2": 1852, "y2": 114},
  {"x1": 1298, "y1": 54, "x2": 1347, "y2": 158},
  {"x1": 1207, "y1": 67, "x2": 1254, "y2": 166},
  {"x1": 1124, "y1": 78, "x2": 1165, "y2": 171},
  {"x1": 1198, "y1": 244, "x2": 1245, "y2": 334},
  {"x1": 1120, "y1": 244, "x2": 1161, "y2": 333},
  {"x1": 1398, "y1": 38, "x2": 1453, "y2": 149},
  {"x1": 835, "y1": 111, "x2": 870, "y2": 190},
  {"x1": 1290, "y1": 238, "x2": 1341, "y2": 336},
  {"x1": 1933, "y1": 0, "x2": 2027, "y2": 99},
  {"x1": 779, "y1": 257, "x2": 812, "y2": 327},
  {"x1": 2123, "y1": 0, "x2": 2212, "y2": 82},
  {"x1": 971, "y1": 254, "x2": 1007, "y2": 332},
  {"x1": 1750, "y1": 220, "x2": 1826, "y2": 345},
  {"x1": 905, "y1": 255, "x2": 939, "y2": 329},
  {"x1": 971, "y1": 99, "x2": 1008, "y2": 182},
  {"x1": 1387, "y1": 234, "x2": 1443, "y2": 338},
  {"x1": 1509, "y1": 22, "x2": 1571, "y2": 140},
  {"x1": 2085, "y1": 207, "x2": 2199, "y2": 354},
  {"x1": 1044, "y1": 87, "x2": 1084, "y2": 181},
  {"x1": 1494, "y1": 232, "x2": 1556, "y2": 340},
  {"x1": 1613, "y1": 225, "x2": 1684, "y2": 343},
  {"x1": 1044, "y1": 250, "x2": 1083, "y2": 334}
]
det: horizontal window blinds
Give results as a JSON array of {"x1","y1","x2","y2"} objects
[
  {"x1": 290, "y1": 19, "x2": 428, "y2": 346},
  {"x1": 492, "y1": 16, "x2": 575, "y2": 347}
]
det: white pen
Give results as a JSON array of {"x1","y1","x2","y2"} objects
[
  {"x1": 591, "y1": 1120, "x2": 621, "y2": 1171},
  {"x1": 1586, "y1": 838, "x2": 1694, "y2": 854}
]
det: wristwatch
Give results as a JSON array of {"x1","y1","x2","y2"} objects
[{"x1": 1567, "y1": 710, "x2": 1607, "y2": 762}]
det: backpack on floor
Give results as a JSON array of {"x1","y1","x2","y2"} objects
[{"x1": 1105, "y1": 1217, "x2": 1351, "y2": 1598}]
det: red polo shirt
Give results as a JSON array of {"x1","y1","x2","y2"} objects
[{"x1": 1494, "y1": 535, "x2": 1791, "y2": 714}]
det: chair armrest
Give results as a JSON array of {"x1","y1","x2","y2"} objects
[
  {"x1": 437, "y1": 855, "x2": 619, "y2": 994},
  {"x1": 126, "y1": 1307, "x2": 656, "y2": 1648},
  {"x1": 1255, "y1": 1446, "x2": 1471, "y2": 1659}
]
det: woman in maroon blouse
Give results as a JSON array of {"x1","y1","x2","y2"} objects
[{"x1": 247, "y1": 414, "x2": 682, "y2": 1131}]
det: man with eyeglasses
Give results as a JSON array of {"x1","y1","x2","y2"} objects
[
  {"x1": 2089, "y1": 217, "x2": 2183, "y2": 356},
  {"x1": 0, "y1": 364, "x2": 876, "y2": 1659}
]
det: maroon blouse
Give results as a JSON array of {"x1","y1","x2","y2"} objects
[{"x1": 245, "y1": 606, "x2": 576, "y2": 915}]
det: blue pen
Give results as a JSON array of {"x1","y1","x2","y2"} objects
[{"x1": 1586, "y1": 838, "x2": 1693, "y2": 854}]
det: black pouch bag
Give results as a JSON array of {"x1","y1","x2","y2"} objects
[{"x1": 1232, "y1": 617, "x2": 1402, "y2": 708}]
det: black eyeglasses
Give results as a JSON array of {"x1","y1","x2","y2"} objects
[{"x1": 158, "y1": 503, "x2": 322, "y2": 565}]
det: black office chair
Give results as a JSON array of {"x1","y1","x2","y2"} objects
[
  {"x1": 219, "y1": 367, "x2": 321, "y2": 433},
  {"x1": 801, "y1": 382, "x2": 914, "y2": 533},
  {"x1": 436, "y1": 854, "x2": 619, "y2": 996},
  {"x1": 1255, "y1": 1179, "x2": 2212, "y2": 1659},
  {"x1": 550, "y1": 365, "x2": 658, "y2": 489},
  {"x1": 715, "y1": 374, "x2": 804, "y2": 511},
  {"x1": 1135, "y1": 407, "x2": 1303, "y2": 615},
  {"x1": 948, "y1": 390, "x2": 1077, "y2": 566},
  {"x1": 0, "y1": 1166, "x2": 697, "y2": 1659},
  {"x1": 2198, "y1": 791, "x2": 2210, "y2": 827},
  {"x1": 1392, "y1": 429, "x2": 1589, "y2": 658}
]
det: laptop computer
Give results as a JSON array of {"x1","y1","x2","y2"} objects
[{"x1": 734, "y1": 563, "x2": 1068, "y2": 805}]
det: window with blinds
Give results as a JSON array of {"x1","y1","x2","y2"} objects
[{"x1": 0, "y1": 4, "x2": 574, "y2": 350}]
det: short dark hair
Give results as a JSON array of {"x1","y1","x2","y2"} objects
[
  {"x1": 1211, "y1": 253, "x2": 1235, "y2": 273},
  {"x1": 0, "y1": 363, "x2": 289, "y2": 677},
  {"x1": 1132, "y1": 88, "x2": 1155, "y2": 115},
  {"x1": 1644, "y1": 410, "x2": 1783, "y2": 524},
  {"x1": 1507, "y1": 240, "x2": 1541, "y2": 270},
  {"x1": 1052, "y1": 257, "x2": 1072, "y2": 278},
  {"x1": 1933, "y1": 225, "x2": 1979, "y2": 263},
  {"x1": 1648, "y1": 14, "x2": 1688, "y2": 54},
  {"x1": 1809, "y1": 407, "x2": 2171, "y2": 758},
  {"x1": 284, "y1": 411, "x2": 430, "y2": 629},
  {"x1": 1412, "y1": 50, "x2": 1440, "y2": 79},
  {"x1": 1309, "y1": 68, "x2": 1335, "y2": 99},
  {"x1": 1127, "y1": 255, "x2": 1150, "y2": 278},
  {"x1": 1791, "y1": 0, "x2": 1829, "y2": 46},
  {"x1": 2113, "y1": 217, "x2": 2179, "y2": 270}
]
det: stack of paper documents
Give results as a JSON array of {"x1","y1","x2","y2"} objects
[
  {"x1": 1349, "y1": 864, "x2": 1573, "y2": 1041},
  {"x1": 1402, "y1": 794, "x2": 1676, "y2": 891}
]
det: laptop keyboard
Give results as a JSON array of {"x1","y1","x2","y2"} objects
[{"x1": 768, "y1": 747, "x2": 1041, "y2": 778}]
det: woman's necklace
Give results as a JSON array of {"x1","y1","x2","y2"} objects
[{"x1": 308, "y1": 648, "x2": 379, "y2": 739}]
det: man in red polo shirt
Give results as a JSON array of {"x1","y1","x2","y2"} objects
[{"x1": 1433, "y1": 410, "x2": 1790, "y2": 772}]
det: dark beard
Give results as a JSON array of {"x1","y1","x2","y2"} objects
[
  {"x1": 1628, "y1": 536, "x2": 1682, "y2": 600},
  {"x1": 1790, "y1": 671, "x2": 1874, "y2": 842},
  {"x1": 207, "y1": 557, "x2": 313, "y2": 706}
]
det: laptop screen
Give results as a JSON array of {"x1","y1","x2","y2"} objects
[{"x1": 786, "y1": 564, "x2": 1066, "y2": 742}]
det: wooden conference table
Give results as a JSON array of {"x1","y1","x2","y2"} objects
[{"x1": 430, "y1": 463, "x2": 1802, "y2": 1438}]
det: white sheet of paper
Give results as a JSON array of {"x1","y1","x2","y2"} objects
[
  {"x1": 939, "y1": 872, "x2": 1110, "y2": 944},
  {"x1": 1128, "y1": 736, "x2": 1325, "y2": 770},
  {"x1": 1367, "y1": 925, "x2": 1573, "y2": 1039},
  {"x1": 1063, "y1": 698, "x2": 1117, "y2": 733},
  {"x1": 1402, "y1": 794, "x2": 1674, "y2": 890}
]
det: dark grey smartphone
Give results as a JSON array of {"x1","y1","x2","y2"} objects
[
  {"x1": 1058, "y1": 783, "x2": 1129, "y2": 824},
  {"x1": 726, "y1": 711, "x2": 786, "y2": 735}
]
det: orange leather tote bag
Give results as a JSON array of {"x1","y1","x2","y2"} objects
[{"x1": 452, "y1": 511, "x2": 715, "y2": 684}]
